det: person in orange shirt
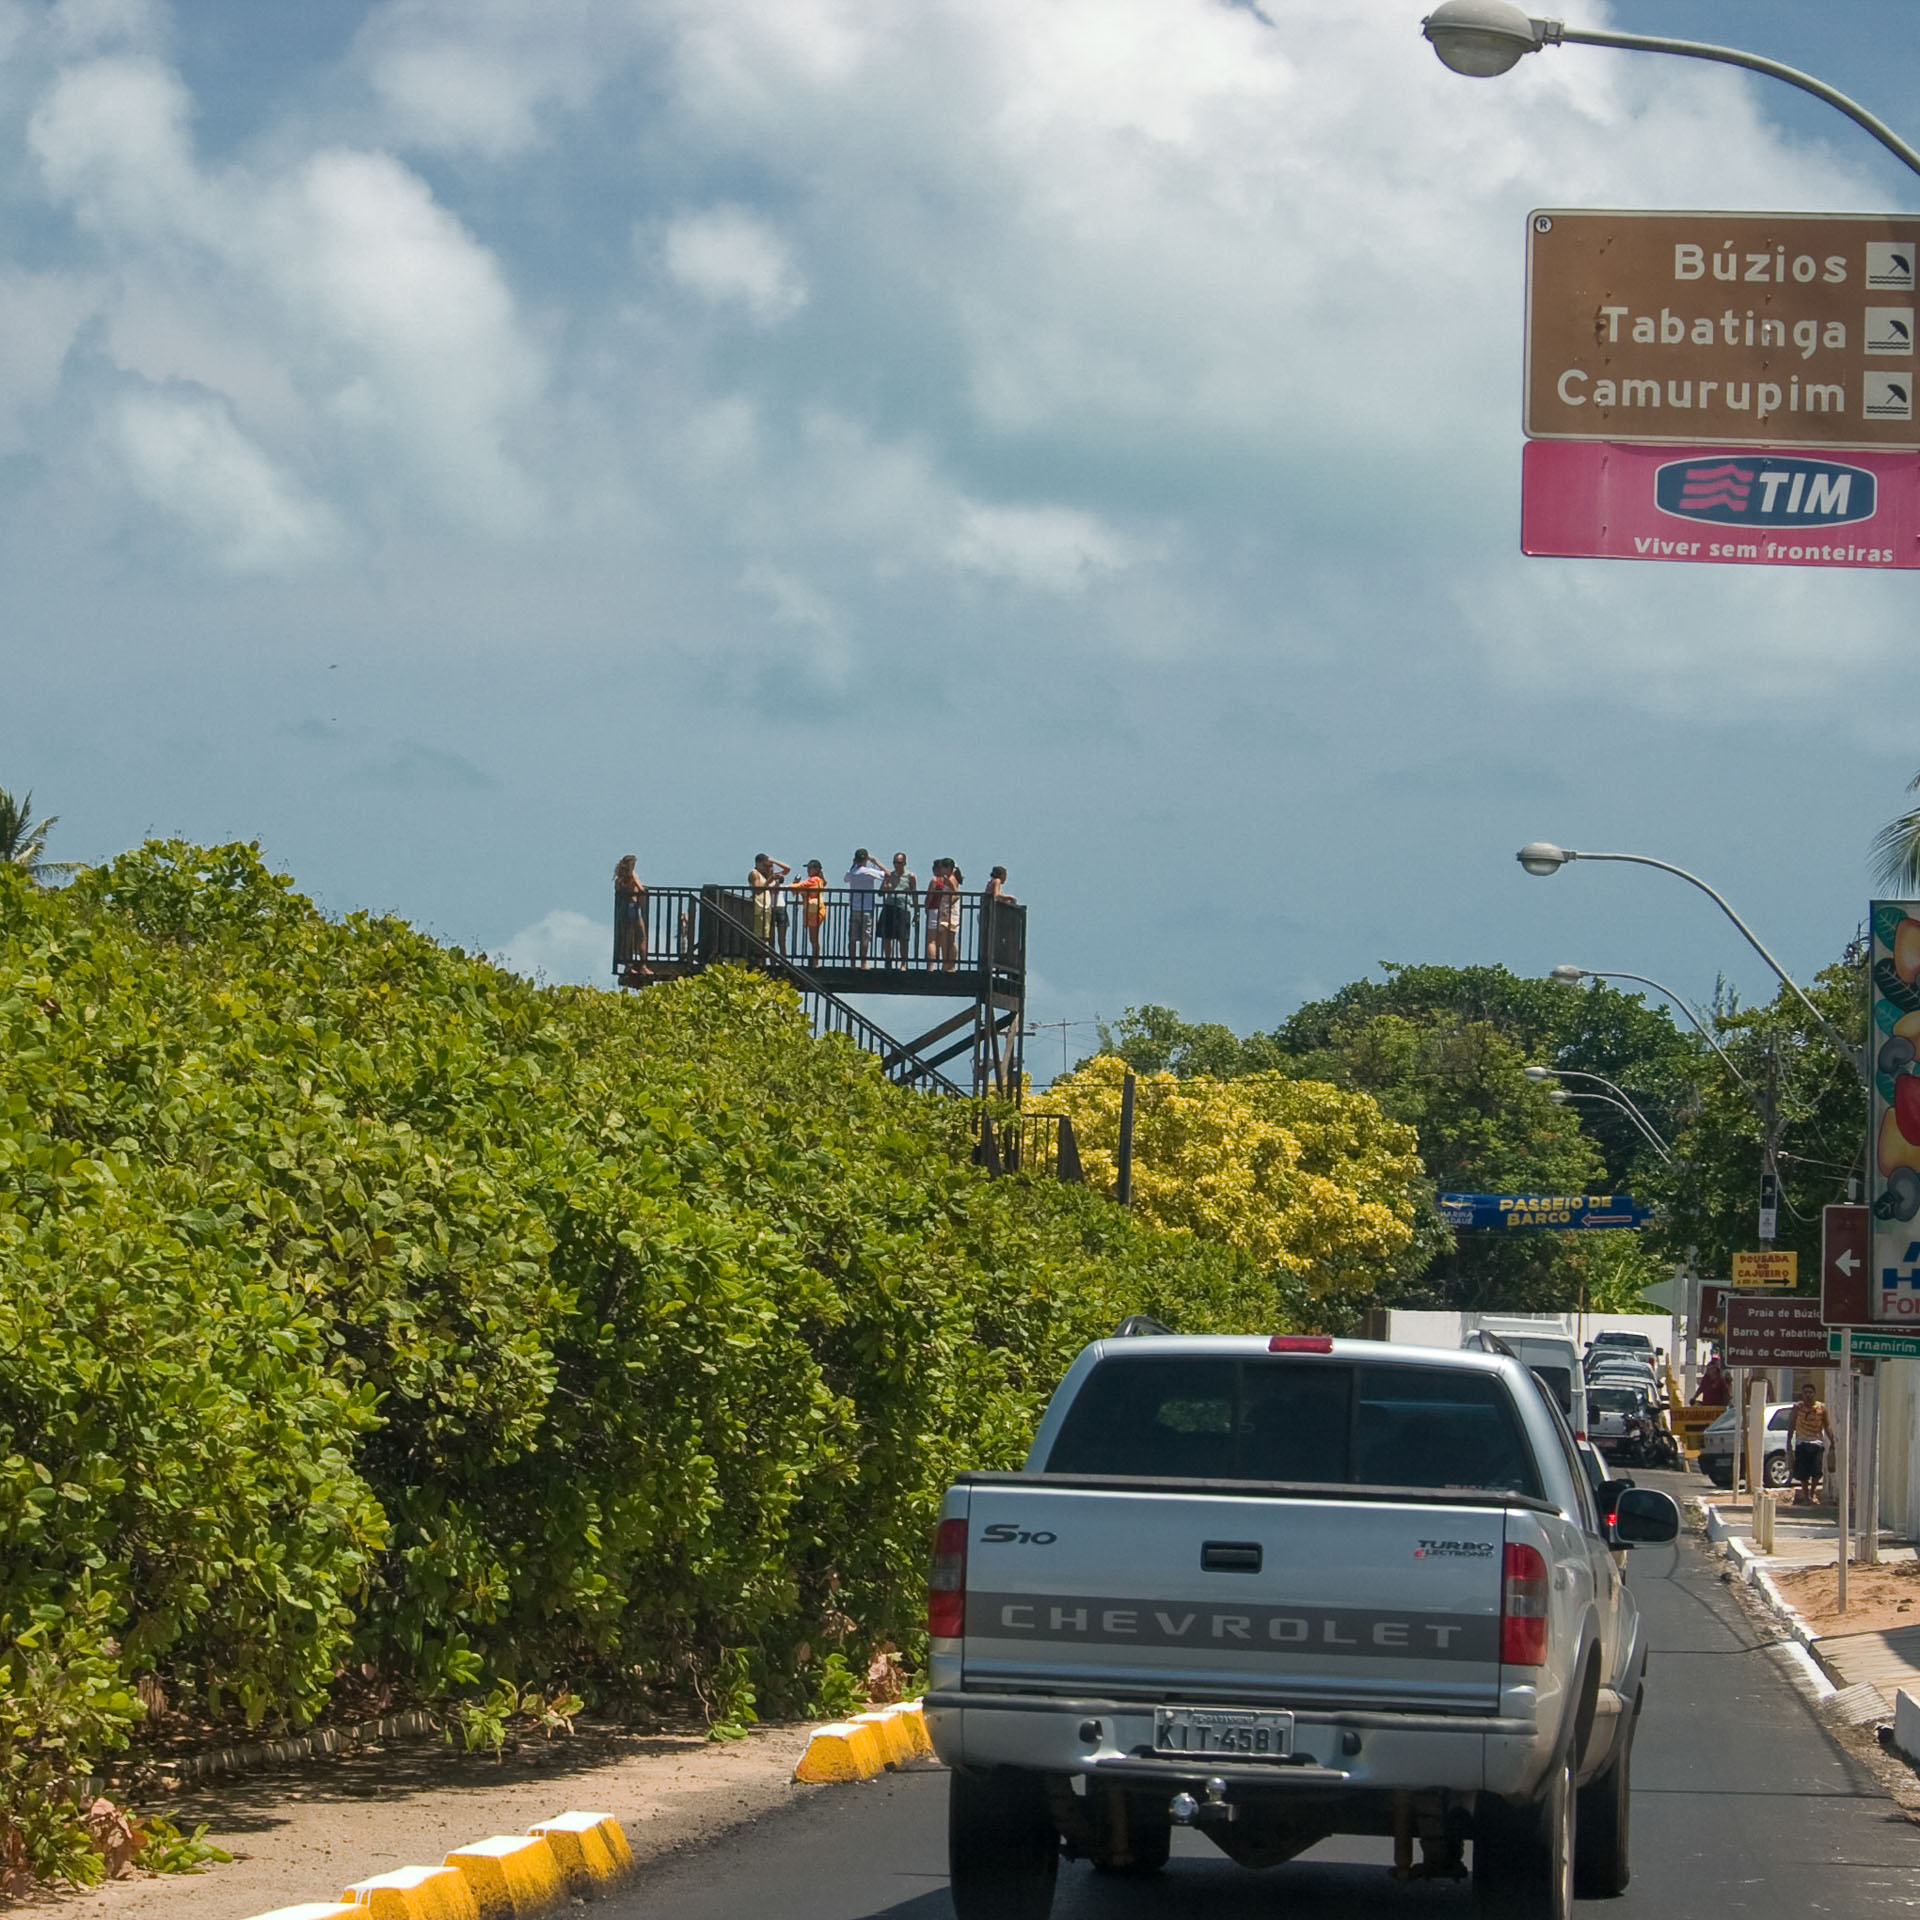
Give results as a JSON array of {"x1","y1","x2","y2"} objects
[{"x1": 791, "y1": 860, "x2": 827, "y2": 961}]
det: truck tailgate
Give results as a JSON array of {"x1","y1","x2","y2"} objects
[{"x1": 961, "y1": 1483, "x2": 1507, "y2": 1712}]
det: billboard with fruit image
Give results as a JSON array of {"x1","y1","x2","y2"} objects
[{"x1": 1870, "y1": 900, "x2": 1920, "y2": 1319}]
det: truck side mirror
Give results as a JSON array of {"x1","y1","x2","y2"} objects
[{"x1": 1611, "y1": 1486, "x2": 1680, "y2": 1545}]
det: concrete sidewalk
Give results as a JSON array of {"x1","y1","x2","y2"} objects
[{"x1": 1700, "y1": 1495, "x2": 1920, "y2": 1702}]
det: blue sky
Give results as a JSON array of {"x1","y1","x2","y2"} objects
[{"x1": 5, "y1": 0, "x2": 1919, "y2": 1063}]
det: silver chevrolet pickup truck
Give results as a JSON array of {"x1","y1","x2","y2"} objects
[{"x1": 924, "y1": 1331, "x2": 1679, "y2": 1920}]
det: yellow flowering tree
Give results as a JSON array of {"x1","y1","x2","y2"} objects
[{"x1": 1038, "y1": 1055, "x2": 1424, "y2": 1296}]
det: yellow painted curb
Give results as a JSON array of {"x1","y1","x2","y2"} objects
[
  {"x1": 341, "y1": 1863, "x2": 480, "y2": 1920},
  {"x1": 891, "y1": 1700, "x2": 933, "y2": 1757},
  {"x1": 444, "y1": 1834, "x2": 564, "y2": 1918},
  {"x1": 852, "y1": 1709, "x2": 917, "y2": 1769},
  {"x1": 244, "y1": 1907, "x2": 363, "y2": 1920},
  {"x1": 527, "y1": 1810, "x2": 629, "y2": 1893},
  {"x1": 793, "y1": 1717, "x2": 889, "y2": 1783}
]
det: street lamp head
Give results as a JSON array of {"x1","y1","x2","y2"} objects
[
  {"x1": 1524, "y1": 1065, "x2": 1556, "y2": 1083},
  {"x1": 1421, "y1": 1, "x2": 1551, "y2": 77},
  {"x1": 1548, "y1": 964, "x2": 1588, "y2": 985},
  {"x1": 1548, "y1": 1088, "x2": 1572, "y2": 1103},
  {"x1": 1517, "y1": 840, "x2": 1570, "y2": 876}
]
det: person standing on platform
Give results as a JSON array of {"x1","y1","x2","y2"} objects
[
  {"x1": 845, "y1": 848, "x2": 886, "y2": 967},
  {"x1": 879, "y1": 852, "x2": 918, "y2": 965},
  {"x1": 750, "y1": 853, "x2": 789, "y2": 952},
  {"x1": 791, "y1": 860, "x2": 827, "y2": 962},
  {"x1": 613, "y1": 854, "x2": 651, "y2": 983}
]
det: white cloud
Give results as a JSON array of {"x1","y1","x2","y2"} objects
[
  {"x1": 661, "y1": 205, "x2": 807, "y2": 325},
  {"x1": 948, "y1": 503, "x2": 1136, "y2": 592},
  {"x1": 495, "y1": 907, "x2": 611, "y2": 986},
  {"x1": 27, "y1": 53, "x2": 546, "y2": 544},
  {"x1": 355, "y1": 0, "x2": 618, "y2": 157},
  {"x1": 113, "y1": 389, "x2": 340, "y2": 572},
  {"x1": 0, "y1": 269, "x2": 94, "y2": 453},
  {"x1": 259, "y1": 149, "x2": 546, "y2": 531}
]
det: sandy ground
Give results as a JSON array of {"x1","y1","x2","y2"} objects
[
  {"x1": 11, "y1": 1722, "x2": 823, "y2": 1918},
  {"x1": 1773, "y1": 1557, "x2": 1920, "y2": 1637}
]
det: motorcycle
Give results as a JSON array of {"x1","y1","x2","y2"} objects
[{"x1": 1614, "y1": 1409, "x2": 1682, "y2": 1471}]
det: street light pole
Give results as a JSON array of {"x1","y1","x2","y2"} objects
[
  {"x1": 1548, "y1": 965, "x2": 1749, "y2": 1089},
  {"x1": 1516, "y1": 842, "x2": 1867, "y2": 1086},
  {"x1": 1420, "y1": 2, "x2": 1920, "y2": 181},
  {"x1": 1541, "y1": 1079, "x2": 1678, "y2": 1165}
]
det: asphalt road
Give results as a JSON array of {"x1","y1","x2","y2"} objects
[{"x1": 611, "y1": 1470, "x2": 1920, "y2": 1919}]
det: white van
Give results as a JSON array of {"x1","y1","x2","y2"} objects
[{"x1": 1461, "y1": 1321, "x2": 1590, "y2": 1443}]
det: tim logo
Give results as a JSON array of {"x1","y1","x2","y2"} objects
[{"x1": 1655, "y1": 455, "x2": 1876, "y2": 528}]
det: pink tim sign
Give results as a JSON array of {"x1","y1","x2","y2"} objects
[{"x1": 1522, "y1": 440, "x2": 1920, "y2": 568}]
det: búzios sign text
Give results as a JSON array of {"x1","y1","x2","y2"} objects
[{"x1": 1526, "y1": 210, "x2": 1920, "y2": 451}]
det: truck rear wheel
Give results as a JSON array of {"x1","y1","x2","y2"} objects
[
  {"x1": 1574, "y1": 1712, "x2": 1633, "y2": 1897},
  {"x1": 948, "y1": 1767, "x2": 1058, "y2": 1920},
  {"x1": 1474, "y1": 1759, "x2": 1574, "y2": 1920}
]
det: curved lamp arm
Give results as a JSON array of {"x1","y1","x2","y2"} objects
[
  {"x1": 1421, "y1": 7, "x2": 1920, "y2": 181},
  {"x1": 1572, "y1": 968, "x2": 1749, "y2": 1091},
  {"x1": 1521, "y1": 844, "x2": 1867, "y2": 1085},
  {"x1": 1556, "y1": 25, "x2": 1920, "y2": 181},
  {"x1": 1553, "y1": 1087, "x2": 1677, "y2": 1166}
]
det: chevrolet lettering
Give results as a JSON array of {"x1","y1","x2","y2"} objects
[{"x1": 924, "y1": 1331, "x2": 1679, "y2": 1919}]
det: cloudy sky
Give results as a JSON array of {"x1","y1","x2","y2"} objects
[{"x1": 6, "y1": 0, "x2": 1918, "y2": 1065}]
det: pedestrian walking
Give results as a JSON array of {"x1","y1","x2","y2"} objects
[
  {"x1": 1787, "y1": 1382, "x2": 1833, "y2": 1505},
  {"x1": 845, "y1": 848, "x2": 886, "y2": 966},
  {"x1": 878, "y1": 852, "x2": 917, "y2": 965},
  {"x1": 613, "y1": 854, "x2": 652, "y2": 982},
  {"x1": 1691, "y1": 1352, "x2": 1729, "y2": 1407}
]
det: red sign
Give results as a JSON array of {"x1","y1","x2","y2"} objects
[
  {"x1": 1725, "y1": 1296, "x2": 1831, "y2": 1367},
  {"x1": 1823, "y1": 1204, "x2": 1872, "y2": 1326},
  {"x1": 1521, "y1": 440, "x2": 1920, "y2": 567}
]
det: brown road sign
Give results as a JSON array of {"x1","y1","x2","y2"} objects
[
  {"x1": 1823, "y1": 1203, "x2": 1872, "y2": 1326},
  {"x1": 1526, "y1": 210, "x2": 1920, "y2": 450},
  {"x1": 1698, "y1": 1281, "x2": 1727, "y2": 1337},
  {"x1": 1725, "y1": 1296, "x2": 1830, "y2": 1368}
]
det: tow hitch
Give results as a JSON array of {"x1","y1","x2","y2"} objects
[{"x1": 1168, "y1": 1777, "x2": 1239, "y2": 1826}]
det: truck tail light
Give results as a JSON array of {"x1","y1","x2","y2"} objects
[
  {"x1": 1269, "y1": 1335, "x2": 1334, "y2": 1353},
  {"x1": 927, "y1": 1518, "x2": 968, "y2": 1638},
  {"x1": 1500, "y1": 1540, "x2": 1549, "y2": 1666}
]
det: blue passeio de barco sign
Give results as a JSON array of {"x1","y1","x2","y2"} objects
[
  {"x1": 1438, "y1": 1193, "x2": 1654, "y2": 1231},
  {"x1": 1654, "y1": 453, "x2": 1876, "y2": 528}
]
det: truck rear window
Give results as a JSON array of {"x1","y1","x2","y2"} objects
[{"x1": 1044, "y1": 1357, "x2": 1542, "y2": 1497}]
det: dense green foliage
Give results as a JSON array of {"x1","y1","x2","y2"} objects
[
  {"x1": 1639, "y1": 961, "x2": 1867, "y2": 1280},
  {"x1": 1091, "y1": 967, "x2": 1714, "y2": 1316},
  {"x1": 1, "y1": 843, "x2": 1276, "y2": 1881}
]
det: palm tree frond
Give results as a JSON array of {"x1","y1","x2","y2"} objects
[{"x1": 1872, "y1": 803, "x2": 1920, "y2": 894}]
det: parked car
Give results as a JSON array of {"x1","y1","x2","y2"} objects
[
  {"x1": 1586, "y1": 1384, "x2": 1658, "y2": 1460},
  {"x1": 1586, "y1": 1358, "x2": 1658, "y2": 1394},
  {"x1": 1696, "y1": 1402, "x2": 1795, "y2": 1489},
  {"x1": 926, "y1": 1330, "x2": 1679, "y2": 1920},
  {"x1": 1587, "y1": 1330, "x2": 1656, "y2": 1363}
]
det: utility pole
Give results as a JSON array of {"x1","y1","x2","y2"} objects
[{"x1": 1117, "y1": 1071, "x2": 1137, "y2": 1207}]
